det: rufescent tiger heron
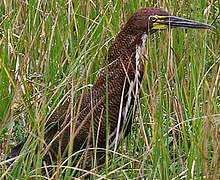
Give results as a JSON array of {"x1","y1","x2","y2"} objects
[{"x1": 8, "y1": 7, "x2": 212, "y2": 173}]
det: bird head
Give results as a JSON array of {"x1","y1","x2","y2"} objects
[{"x1": 124, "y1": 8, "x2": 213, "y2": 34}]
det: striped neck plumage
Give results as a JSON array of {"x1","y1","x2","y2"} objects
[
  {"x1": 111, "y1": 33, "x2": 147, "y2": 150},
  {"x1": 107, "y1": 30, "x2": 147, "y2": 66}
]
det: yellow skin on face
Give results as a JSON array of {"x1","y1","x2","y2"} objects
[{"x1": 150, "y1": 15, "x2": 169, "y2": 30}]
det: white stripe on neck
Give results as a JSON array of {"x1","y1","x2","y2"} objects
[
  {"x1": 123, "y1": 33, "x2": 147, "y2": 119},
  {"x1": 111, "y1": 33, "x2": 147, "y2": 151}
]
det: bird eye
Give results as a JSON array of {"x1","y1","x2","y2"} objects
[{"x1": 149, "y1": 16, "x2": 157, "y2": 22}]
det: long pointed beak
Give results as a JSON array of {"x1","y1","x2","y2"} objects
[{"x1": 164, "y1": 16, "x2": 214, "y2": 29}]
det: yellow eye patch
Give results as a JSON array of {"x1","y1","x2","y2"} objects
[
  {"x1": 152, "y1": 23, "x2": 168, "y2": 30},
  {"x1": 149, "y1": 15, "x2": 169, "y2": 30}
]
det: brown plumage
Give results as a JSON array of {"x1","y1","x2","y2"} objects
[{"x1": 8, "y1": 7, "x2": 212, "y2": 174}]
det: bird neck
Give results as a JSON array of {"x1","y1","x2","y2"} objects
[
  {"x1": 107, "y1": 30, "x2": 147, "y2": 69},
  {"x1": 103, "y1": 30, "x2": 147, "y2": 147}
]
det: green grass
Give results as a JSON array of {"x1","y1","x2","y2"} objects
[{"x1": 0, "y1": 0, "x2": 220, "y2": 179}]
